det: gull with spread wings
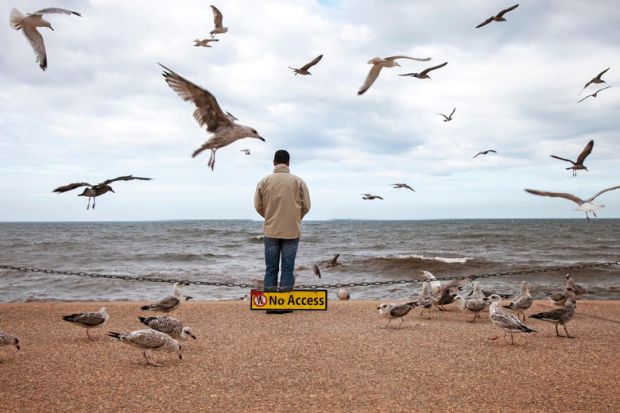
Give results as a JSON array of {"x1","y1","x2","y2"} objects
[
  {"x1": 209, "y1": 5, "x2": 228, "y2": 38},
  {"x1": 357, "y1": 55, "x2": 431, "y2": 95},
  {"x1": 392, "y1": 183, "x2": 415, "y2": 191},
  {"x1": 582, "y1": 67, "x2": 610, "y2": 91},
  {"x1": 473, "y1": 149, "x2": 497, "y2": 158},
  {"x1": 53, "y1": 175, "x2": 152, "y2": 210},
  {"x1": 578, "y1": 86, "x2": 611, "y2": 103},
  {"x1": 9, "y1": 7, "x2": 81, "y2": 71},
  {"x1": 438, "y1": 107, "x2": 455, "y2": 122},
  {"x1": 475, "y1": 4, "x2": 519, "y2": 28},
  {"x1": 525, "y1": 185, "x2": 620, "y2": 220},
  {"x1": 399, "y1": 62, "x2": 448, "y2": 79},
  {"x1": 550, "y1": 140, "x2": 593, "y2": 176},
  {"x1": 289, "y1": 54, "x2": 323, "y2": 75},
  {"x1": 159, "y1": 64, "x2": 265, "y2": 170}
]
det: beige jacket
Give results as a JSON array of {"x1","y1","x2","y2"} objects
[{"x1": 254, "y1": 164, "x2": 311, "y2": 239}]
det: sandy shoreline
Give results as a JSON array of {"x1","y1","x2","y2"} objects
[{"x1": 1, "y1": 300, "x2": 619, "y2": 412}]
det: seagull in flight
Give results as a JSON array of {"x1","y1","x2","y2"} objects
[
  {"x1": 582, "y1": 67, "x2": 610, "y2": 91},
  {"x1": 194, "y1": 38, "x2": 218, "y2": 47},
  {"x1": 550, "y1": 140, "x2": 593, "y2": 176},
  {"x1": 525, "y1": 185, "x2": 620, "y2": 220},
  {"x1": 473, "y1": 149, "x2": 497, "y2": 158},
  {"x1": 160, "y1": 64, "x2": 265, "y2": 170},
  {"x1": 209, "y1": 5, "x2": 228, "y2": 38},
  {"x1": 475, "y1": 4, "x2": 519, "y2": 28},
  {"x1": 578, "y1": 86, "x2": 611, "y2": 103},
  {"x1": 240, "y1": 149, "x2": 251, "y2": 155},
  {"x1": 289, "y1": 54, "x2": 323, "y2": 75},
  {"x1": 438, "y1": 107, "x2": 456, "y2": 122},
  {"x1": 357, "y1": 55, "x2": 432, "y2": 95},
  {"x1": 392, "y1": 183, "x2": 415, "y2": 191},
  {"x1": 399, "y1": 62, "x2": 448, "y2": 79},
  {"x1": 9, "y1": 7, "x2": 81, "y2": 71},
  {"x1": 362, "y1": 193, "x2": 383, "y2": 200},
  {"x1": 53, "y1": 175, "x2": 152, "y2": 210}
]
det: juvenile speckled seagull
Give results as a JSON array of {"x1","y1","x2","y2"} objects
[
  {"x1": 503, "y1": 281, "x2": 533, "y2": 321},
  {"x1": 0, "y1": 329, "x2": 20, "y2": 359},
  {"x1": 141, "y1": 283, "x2": 188, "y2": 313},
  {"x1": 194, "y1": 38, "x2": 218, "y2": 47},
  {"x1": 550, "y1": 140, "x2": 593, "y2": 176},
  {"x1": 377, "y1": 302, "x2": 417, "y2": 328},
  {"x1": 108, "y1": 329, "x2": 182, "y2": 367},
  {"x1": 399, "y1": 62, "x2": 448, "y2": 79},
  {"x1": 473, "y1": 149, "x2": 497, "y2": 158},
  {"x1": 582, "y1": 67, "x2": 610, "y2": 91},
  {"x1": 289, "y1": 54, "x2": 323, "y2": 75},
  {"x1": 525, "y1": 185, "x2": 620, "y2": 220},
  {"x1": 209, "y1": 5, "x2": 228, "y2": 38},
  {"x1": 578, "y1": 86, "x2": 611, "y2": 103},
  {"x1": 160, "y1": 64, "x2": 264, "y2": 170},
  {"x1": 53, "y1": 175, "x2": 152, "y2": 210},
  {"x1": 9, "y1": 7, "x2": 81, "y2": 71},
  {"x1": 392, "y1": 183, "x2": 415, "y2": 191},
  {"x1": 475, "y1": 4, "x2": 519, "y2": 28},
  {"x1": 437, "y1": 107, "x2": 455, "y2": 122},
  {"x1": 138, "y1": 316, "x2": 196, "y2": 341},
  {"x1": 62, "y1": 307, "x2": 109, "y2": 341},
  {"x1": 357, "y1": 55, "x2": 432, "y2": 95},
  {"x1": 530, "y1": 288, "x2": 577, "y2": 338},
  {"x1": 487, "y1": 294, "x2": 536, "y2": 345},
  {"x1": 454, "y1": 294, "x2": 487, "y2": 323}
]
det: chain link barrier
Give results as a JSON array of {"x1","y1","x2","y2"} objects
[{"x1": 1, "y1": 260, "x2": 618, "y2": 290}]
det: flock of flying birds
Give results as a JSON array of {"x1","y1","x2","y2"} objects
[{"x1": 7, "y1": 4, "x2": 618, "y2": 216}]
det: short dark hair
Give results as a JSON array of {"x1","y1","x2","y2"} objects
[{"x1": 273, "y1": 149, "x2": 290, "y2": 165}]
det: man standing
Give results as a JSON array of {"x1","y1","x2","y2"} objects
[{"x1": 254, "y1": 150, "x2": 311, "y2": 294}]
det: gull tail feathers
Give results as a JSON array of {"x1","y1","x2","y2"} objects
[
  {"x1": 140, "y1": 304, "x2": 155, "y2": 311},
  {"x1": 107, "y1": 331, "x2": 124, "y2": 340},
  {"x1": 9, "y1": 8, "x2": 25, "y2": 30}
]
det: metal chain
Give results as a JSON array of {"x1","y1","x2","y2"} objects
[{"x1": 1, "y1": 260, "x2": 618, "y2": 289}]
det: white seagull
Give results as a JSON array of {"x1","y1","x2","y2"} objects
[
  {"x1": 577, "y1": 86, "x2": 611, "y2": 103},
  {"x1": 525, "y1": 185, "x2": 620, "y2": 220},
  {"x1": 160, "y1": 64, "x2": 265, "y2": 170},
  {"x1": 358, "y1": 55, "x2": 432, "y2": 95},
  {"x1": 138, "y1": 316, "x2": 196, "y2": 341},
  {"x1": 9, "y1": 7, "x2": 81, "y2": 71},
  {"x1": 62, "y1": 307, "x2": 109, "y2": 341},
  {"x1": 337, "y1": 288, "x2": 350, "y2": 301},
  {"x1": 108, "y1": 329, "x2": 182, "y2": 367}
]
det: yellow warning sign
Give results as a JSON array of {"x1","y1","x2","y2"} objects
[{"x1": 250, "y1": 289, "x2": 327, "y2": 311}]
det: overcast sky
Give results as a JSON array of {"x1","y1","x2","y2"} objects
[{"x1": 1, "y1": 0, "x2": 619, "y2": 221}]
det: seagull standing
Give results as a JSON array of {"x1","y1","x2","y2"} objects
[
  {"x1": 141, "y1": 283, "x2": 188, "y2": 313},
  {"x1": 577, "y1": 86, "x2": 611, "y2": 103},
  {"x1": 502, "y1": 281, "x2": 533, "y2": 321},
  {"x1": 454, "y1": 295, "x2": 487, "y2": 322},
  {"x1": 473, "y1": 150, "x2": 497, "y2": 158},
  {"x1": 357, "y1": 55, "x2": 432, "y2": 95},
  {"x1": 62, "y1": 307, "x2": 109, "y2": 341},
  {"x1": 437, "y1": 107, "x2": 456, "y2": 122},
  {"x1": 108, "y1": 329, "x2": 182, "y2": 367},
  {"x1": 530, "y1": 288, "x2": 577, "y2": 338},
  {"x1": 524, "y1": 185, "x2": 620, "y2": 220},
  {"x1": 377, "y1": 302, "x2": 417, "y2": 328},
  {"x1": 160, "y1": 64, "x2": 265, "y2": 170},
  {"x1": 550, "y1": 140, "x2": 594, "y2": 176},
  {"x1": 9, "y1": 7, "x2": 81, "y2": 71},
  {"x1": 53, "y1": 175, "x2": 152, "y2": 210},
  {"x1": 194, "y1": 38, "x2": 218, "y2": 47},
  {"x1": 289, "y1": 54, "x2": 323, "y2": 75},
  {"x1": 582, "y1": 67, "x2": 610, "y2": 91},
  {"x1": 0, "y1": 329, "x2": 20, "y2": 360},
  {"x1": 209, "y1": 5, "x2": 228, "y2": 38},
  {"x1": 399, "y1": 62, "x2": 448, "y2": 79},
  {"x1": 138, "y1": 316, "x2": 196, "y2": 341},
  {"x1": 392, "y1": 183, "x2": 415, "y2": 191},
  {"x1": 487, "y1": 294, "x2": 536, "y2": 345},
  {"x1": 419, "y1": 271, "x2": 441, "y2": 294},
  {"x1": 475, "y1": 4, "x2": 519, "y2": 28}
]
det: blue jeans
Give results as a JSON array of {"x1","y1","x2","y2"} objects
[{"x1": 264, "y1": 237, "x2": 300, "y2": 291}]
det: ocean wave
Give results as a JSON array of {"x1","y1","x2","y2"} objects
[
  {"x1": 128, "y1": 252, "x2": 233, "y2": 262},
  {"x1": 387, "y1": 254, "x2": 473, "y2": 264}
]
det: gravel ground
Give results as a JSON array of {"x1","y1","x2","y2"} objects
[{"x1": 0, "y1": 300, "x2": 619, "y2": 412}]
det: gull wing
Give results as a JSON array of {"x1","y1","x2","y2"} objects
[
  {"x1": 102, "y1": 175, "x2": 152, "y2": 185},
  {"x1": 437, "y1": 113, "x2": 449, "y2": 121},
  {"x1": 476, "y1": 17, "x2": 494, "y2": 28},
  {"x1": 160, "y1": 63, "x2": 232, "y2": 132},
  {"x1": 524, "y1": 189, "x2": 584, "y2": 205},
  {"x1": 586, "y1": 185, "x2": 620, "y2": 202},
  {"x1": 449, "y1": 107, "x2": 456, "y2": 117},
  {"x1": 299, "y1": 54, "x2": 323, "y2": 71},
  {"x1": 53, "y1": 182, "x2": 92, "y2": 193},
  {"x1": 22, "y1": 24, "x2": 47, "y2": 70},
  {"x1": 575, "y1": 140, "x2": 594, "y2": 165},
  {"x1": 211, "y1": 5, "x2": 224, "y2": 29},
  {"x1": 385, "y1": 55, "x2": 432, "y2": 62},
  {"x1": 33, "y1": 8, "x2": 81, "y2": 16},
  {"x1": 577, "y1": 94, "x2": 592, "y2": 103},
  {"x1": 390, "y1": 304, "x2": 413, "y2": 317},
  {"x1": 358, "y1": 64, "x2": 383, "y2": 95},
  {"x1": 497, "y1": 4, "x2": 519, "y2": 18},
  {"x1": 420, "y1": 61, "x2": 448, "y2": 76},
  {"x1": 65, "y1": 311, "x2": 106, "y2": 326},
  {"x1": 473, "y1": 152, "x2": 483, "y2": 158},
  {"x1": 375, "y1": 196, "x2": 384, "y2": 200},
  {"x1": 549, "y1": 155, "x2": 575, "y2": 165},
  {"x1": 595, "y1": 67, "x2": 610, "y2": 80}
]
